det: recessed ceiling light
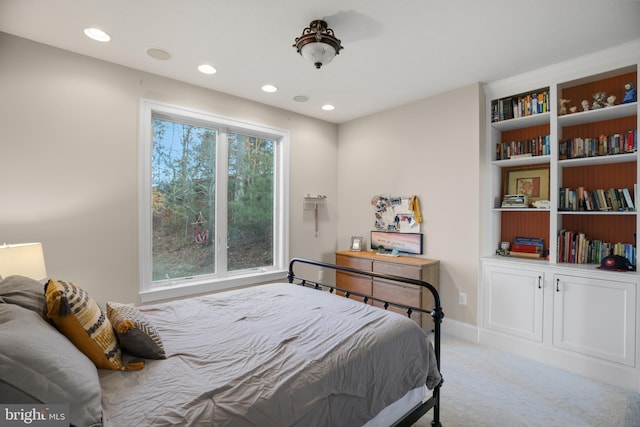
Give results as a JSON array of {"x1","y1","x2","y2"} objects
[
  {"x1": 83, "y1": 27, "x2": 111, "y2": 42},
  {"x1": 321, "y1": 104, "x2": 335, "y2": 111},
  {"x1": 262, "y1": 84, "x2": 278, "y2": 93},
  {"x1": 146, "y1": 48, "x2": 172, "y2": 61},
  {"x1": 198, "y1": 64, "x2": 217, "y2": 75},
  {"x1": 293, "y1": 95, "x2": 309, "y2": 102}
]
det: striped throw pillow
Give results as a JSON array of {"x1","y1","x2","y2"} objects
[{"x1": 107, "y1": 302, "x2": 166, "y2": 359}]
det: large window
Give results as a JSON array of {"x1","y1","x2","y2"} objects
[{"x1": 139, "y1": 100, "x2": 289, "y2": 301}]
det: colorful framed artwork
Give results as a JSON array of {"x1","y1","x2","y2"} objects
[{"x1": 503, "y1": 165, "x2": 550, "y2": 204}]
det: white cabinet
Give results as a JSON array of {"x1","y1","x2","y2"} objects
[
  {"x1": 483, "y1": 264, "x2": 544, "y2": 342},
  {"x1": 553, "y1": 273, "x2": 636, "y2": 366},
  {"x1": 480, "y1": 257, "x2": 640, "y2": 372}
]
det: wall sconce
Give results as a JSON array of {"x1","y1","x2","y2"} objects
[
  {"x1": 0, "y1": 242, "x2": 48, "y2": 281},
  {"x1": 293, "y1": 20, "x2": 343, "y2": 69}
]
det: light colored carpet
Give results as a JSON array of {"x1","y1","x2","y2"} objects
[{"x1": 415, "y1": 336, "x2": 640, "y2": 427}]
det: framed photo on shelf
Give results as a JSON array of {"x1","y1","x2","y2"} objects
[
  {"x1": 350, "y1": 236, "x2": 364, "y2": 251},
  {"x1": 503, "y1": 165, "x2": 550, "y2": 205}
]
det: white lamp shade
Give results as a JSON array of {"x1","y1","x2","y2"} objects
[
  {"x1": 300, "y1": 42, "x2": 337, "y2": 67},
  {"x1": 0, "y1": 242, "x2": 48, "y2": 280}
]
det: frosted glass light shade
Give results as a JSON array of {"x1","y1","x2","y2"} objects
[
  {"x1": 0, "y1": 242, "x2": 47, "y2": 280},
  {"x1": 300, "y1": 42, "x2": 337, "y2": 68}
]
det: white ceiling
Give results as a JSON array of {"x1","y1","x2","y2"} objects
[{"x1": 1, "y1": 0, "x2": 639, "y2": 124}]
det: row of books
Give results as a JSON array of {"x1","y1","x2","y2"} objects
[
  {"x1": 558, "y1": 130, "x2": 637, "y2": 160},
  {"x1": 496, "y1": 135, "x2": 551, "y2": 160},
  {"x1": 491, "y1": 88, "x2": 550, "y2": 122},
  {"x1": 558, "y1": 186, "x2": 635, "y2": 212},
  {"x1": 508, "y1": 236, "x2": 545, "y2": 259},
  {"x1": 557, "y1": 229, "x2": 635, "y2": 266}
]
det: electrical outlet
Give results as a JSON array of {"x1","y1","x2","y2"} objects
[
  {"x1": 458, "y1": 292, "x2": 468, "y2": 306},
  {"x1": 318, "y1": 270, "x2": 324, "y2": 282}
]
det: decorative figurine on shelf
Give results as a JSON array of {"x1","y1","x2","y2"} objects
[
  {"x1": 569, "y1": 106, "x2": 577, "y2": 113},
  {"x1": 496, "y1": 241, "x2": 510, "y2": 256},
  {"x1": 581, "y1": 99, "x2": 590, "y2": 111},
  {"x1": 558, "y1": 98, "x2": 570, "y2": 115},
  {"x1": 606, "y1": 95, "x2": 616, "y2": 107},
  {"x1": 622, "y1": 82, "x2": 637, "y2": 104},
  {"x1": 592, "y1": 92, "x2": 606, "y2": 109}
]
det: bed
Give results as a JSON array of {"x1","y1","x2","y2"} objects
[{"x1": 0, "y1": 258, "x2": 443, "y2": 427}]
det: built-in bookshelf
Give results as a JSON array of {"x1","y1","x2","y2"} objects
[
  {"x1": 487, "y1": 64, "x2": 638, "y2": 267},
  {"x1": 480, "y1": 44, "x2": 640, "y2": 392}
]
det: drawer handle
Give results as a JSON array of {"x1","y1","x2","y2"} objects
[
  {"x1": 556, "y1": 278, "x2": 560, "y2": 292},
  {"x1": 538, "y1": 276, "x2": 542, "y2": 289}
]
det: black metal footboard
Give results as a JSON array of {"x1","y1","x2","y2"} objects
[{"x1": 287, "y1": 257, "x2": 444, "y2": 427}]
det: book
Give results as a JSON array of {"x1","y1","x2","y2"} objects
[
  {"x1": 514, "y1": 236, "x2": 544, "y2": 253},
  {"x1": 510, "y1": 244, "x2": 541, "y2": 253},
  {"x1": 508, "y1": 251, "x2": 543, "y2": 259},
  {"x1": 502, "y1": 194, "x2": 528, "y2": 207},
  {"x1": 595, "y1": 189, "x2": 610, "y2": 211},
  {"x1": 622, "y1": 187, "x2": 634, "y2": 210}
]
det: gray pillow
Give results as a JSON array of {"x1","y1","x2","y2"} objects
[
  {"x1": 0, "y1": 303, "x2": 103, "y2": 427},
  {"x1": 107, "y1": 302, "x2": 166, "y2": 359},
  {"x1": 0, "y1": 275, "x2": 47, "y2": 317}
]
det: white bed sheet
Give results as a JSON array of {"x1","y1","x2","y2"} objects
[{"x1": 363, "y1": 386, "x2": 427, "y2": 427}]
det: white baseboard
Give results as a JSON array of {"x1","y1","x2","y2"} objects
[{"x1": 441, "y1": 318, "x2": 479, "y2": 343}]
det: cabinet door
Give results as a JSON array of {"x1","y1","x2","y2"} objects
[
  {"x1": 553, "y1": 274, "x2": 636, "y2": 366},
  {"x1": 372, "y1": 279, "x2": 422, "y2": 327},
  {"x1": 483, "y1": 265, "x2": 544, "y2": 342},
  {"x1": 335, "y1": 254, "x2": 373, "y2": 300}
]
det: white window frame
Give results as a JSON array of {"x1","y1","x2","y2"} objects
[{"x1": 138, "y1": 99, "x2": 290, "y2": 303}]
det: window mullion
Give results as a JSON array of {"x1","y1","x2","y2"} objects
[{"x1": 216, "y1": 128, "x2": 229, "y2": 275}]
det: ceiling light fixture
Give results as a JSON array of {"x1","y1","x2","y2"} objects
[
  {"x1": 261, "y1": 84, "x2": 278, "y2": 93},
  {"x1": 83, "y1": 27, "x2": 111, "y2": 42},
  {"x1": 293, "y1": 20, "x2": 343, "y2": 69},
  {"x1": 321, "y1": 104, "x2": 335, "y2": 111},
  {"x1": 198, "y1": 64, "x2": 217, "y2": 75}
]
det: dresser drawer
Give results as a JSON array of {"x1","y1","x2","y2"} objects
[
  {"x1": 373, "y1": 279, "x2": 422, "y2": 326},
  {"x1": 336, "y1": 254, "x2": 373, "y2": 271},
  {"x1": 373, "y1": 261, "x2": 422, "y2": 280},
  {"x1": 336, "y1": 271, "x2": 372, "y2": 301}
]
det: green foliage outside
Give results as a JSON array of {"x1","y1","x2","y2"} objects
[{"x1": 151, "y1": 118, "x2": 274, "y2": 281}]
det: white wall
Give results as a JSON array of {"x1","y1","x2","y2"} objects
[
  {"x1": 0, "y1": 32, "x2": 339, "y2": 306},
  {"x1": 337, "y1": 84, "x2": 484, "y2": 325}
]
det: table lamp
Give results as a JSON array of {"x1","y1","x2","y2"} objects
[{"x1": 0, "y1": 242, "x2": 48, "y2": 280}]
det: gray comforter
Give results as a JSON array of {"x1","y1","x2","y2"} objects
[{"x1": 99, "y1": 283, "x2": 440, "y2": 427}]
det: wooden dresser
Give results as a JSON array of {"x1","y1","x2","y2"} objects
[{"x1": 335, "y1": 250, "x2": 440, "y2": 331}]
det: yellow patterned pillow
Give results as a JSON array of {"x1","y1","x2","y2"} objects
[{"x1": 45, "y1": 279, "x2": 143, "y2": 371}]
